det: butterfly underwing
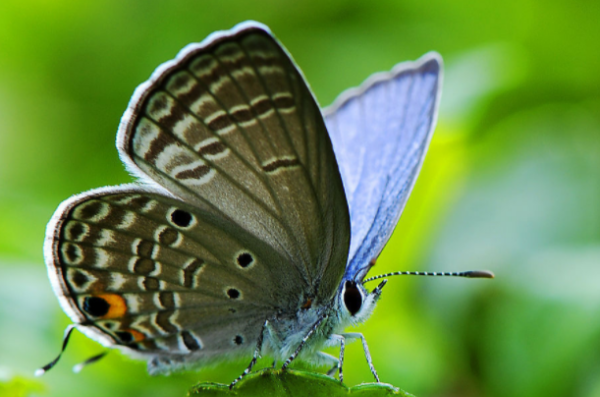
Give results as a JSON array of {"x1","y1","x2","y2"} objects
[{"x1": 42, "y1": 21, "x2": 451, "y2": 385}]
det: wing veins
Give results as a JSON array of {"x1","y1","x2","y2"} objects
[
  {"x1": 234, "y1": 42, "x2": 321, "y2": 275},
  {"x1": 209, "y1": 51, "x2": 311, "y2": 271},
  {"x1": 160, "y1": 87, "x2": 283, "y2": 215},
  {"x1": 142, "y1": 116, "x2": 282, "y2": 223}
]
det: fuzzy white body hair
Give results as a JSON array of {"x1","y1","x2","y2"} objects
[{"x1": 263, "y1": 282, "x2": 379, "y2": 365}]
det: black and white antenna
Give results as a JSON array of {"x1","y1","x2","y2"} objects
[{"x1": 362, "y1": 270, "x2": 494, "y2": 284}]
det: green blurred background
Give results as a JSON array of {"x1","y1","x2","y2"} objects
[{"x1": 1, "y1": 0, "x2": 599, "y2": 396}]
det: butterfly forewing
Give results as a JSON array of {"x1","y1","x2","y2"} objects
[
  {"x1": 46, "y1": 186, "x2": 309, "y2": 365},
  {"x1": 324, "y1": 55, "x2": 441, "y2": 280},
  {"x1": 118, "y1": 24, "x2": 350, "y2": 301}
]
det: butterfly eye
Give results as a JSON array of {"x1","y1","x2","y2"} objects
[{"x1": 343, "y1": 281, "x2": 362, "y2": 316}]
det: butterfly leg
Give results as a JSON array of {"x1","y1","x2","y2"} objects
[
  {"x1": 316, "y1": 352, "x2": 339, "y2": 378},
  {"x1": 326, "y1": 334, "x2": 347, "y2": 382},
  {"x1": 229, "y1": 319, "x2": 269, "y2": 389},
  {"x1": 282, "y1": 314, "x2": 327, "y2": 370},
  {"x1": 341, "y1": 332, "x2": 380, "y2": 382}
]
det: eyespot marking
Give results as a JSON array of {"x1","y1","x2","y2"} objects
[
  {"x1": 234, "y1": 335, "x2": 244, "y2": 345},
  {"x1": 115, "y1": 329, "x2": 145, "y2": 344},
  {"x1": 226, "y1": 288, "x2": 240, "y2": 299},
  {"x1": 83, "y1": 296, "x2": 109, "y2": 317},
  {"x1": 169, "y1": 209, "x2": 193, "y2": 228},
  {"x1": 236, "y1": 252, "x2": 254, "y2": 268},
  {"x1": 82, "y1": 294, "x2": 127, "y2": 319},
  {"x1": 115, "y1": 331, "x2": 133, "y2": 343}
]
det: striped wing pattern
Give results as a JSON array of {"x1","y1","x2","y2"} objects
[
  {"x1": 45, "y1": 22, "x2": 350, "y2": 368},
  {"x1": 324, "y1": 55, "x2": 441, "y2": 280},
  {"x1": 119, "y1": 24, "x2": 350, "y2": 298},
  {"x1": 47, "y1": 187, "x2": 287, "y2": 368}
]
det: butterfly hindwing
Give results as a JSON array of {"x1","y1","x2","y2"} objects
[
  {"x1": 118, "y1": 22, "x2": 350, "y2": 301},
  {"x1": 45, "y1": 185, "x2": 309, "y2": 369},
  {"x1": 324, "y1": 54, "x2": 442, "y2": 280}
]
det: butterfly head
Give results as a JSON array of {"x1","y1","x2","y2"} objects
[{"x1": 337, "y1": 279, "x2": 387, "y2": 325}]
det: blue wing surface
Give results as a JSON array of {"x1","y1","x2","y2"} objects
[{"x1": 323, "y1": 53, "x2": 442, "y2": 281}]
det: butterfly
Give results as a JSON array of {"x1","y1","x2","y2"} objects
[{"x1": 39, "y1": 21, "x2": 492, "y2": 387}]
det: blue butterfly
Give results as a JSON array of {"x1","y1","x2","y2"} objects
[{"x1": 39, "y1": 21, "x2": 492, "y2": 387}]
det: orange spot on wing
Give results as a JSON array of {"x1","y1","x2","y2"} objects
[
  {"x1": 96, "y1": 293, "x2": 127, "y2": 319},
  {"x1": 126, "y1": 328, "x2": 146, "y2": 342},
  {"x1": 301, "y1": 298, "x2": 313, "y2": 309}
]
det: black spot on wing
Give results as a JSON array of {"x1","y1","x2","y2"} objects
[
  {"x1": 236, "y1": 253, "x2": 253, "y2": 268},
  {"x1": 83, "y1": 296, "x2": 110, "y2": 317},
  {"x1": 181, "y1": 331, "x2": 201, "y2": 351},
  {"x1": 170, "y1": 209, "x2": 192, "y2": 228},
  {"x1": 227, "y1": 288, "x2": 240, "y2": 299},
  {"x1": 115, "y1": 331, "x2": 133, "y2": 343}
]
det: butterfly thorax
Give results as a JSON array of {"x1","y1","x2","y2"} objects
[{"x1": 263, "y1": 280, "x2": 380, "y2": 363}]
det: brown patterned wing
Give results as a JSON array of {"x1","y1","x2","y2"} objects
[
  {"x1": 117, "y1": 22, "x2": 350, "y2": 302},
  {"x1": 45, "y1": 186, "x2": 307, "y2": 371}
]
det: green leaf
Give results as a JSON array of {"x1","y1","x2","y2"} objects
[
  {"x1": 189, "y1": 369, "x2": 414, "y2": 396},
  {"x1": 0, "y1": 375, "x2": 45, "y2": 397}
]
